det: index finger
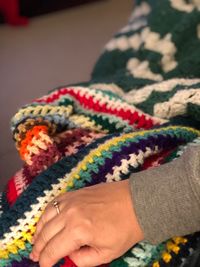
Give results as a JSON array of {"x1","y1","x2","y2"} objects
[{"x1": 39, "y1": 227, "x2": 86, "y2": 267}]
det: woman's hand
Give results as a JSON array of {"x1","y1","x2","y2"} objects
[{"x1": 30, "y1": 179, "x2": 144, "y2": 267}]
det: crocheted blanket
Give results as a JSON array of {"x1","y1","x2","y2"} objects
[{"x1": 1, "y1": 1, "x2": 200, "y2": 266}]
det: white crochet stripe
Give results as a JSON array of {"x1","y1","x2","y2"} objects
[
  {"x1": 106, "y1": 24, "x2": 178, "y2": 73},
  {"x1": 105, "y1": 33, "x2": 143, "y2": 51},
  {"x1": 105, "y1": 22, "x2": 147, "y2": 52},
  {"x1": 73, "y1": 109, "x2": 132, "y2": 131},
  {"x1": 0, "y1": 132, "x2": 115, "y2": 247},
  {"x1": 0, "y1": 135, "x2": 163, "y2": 248},
  {"x1": 115, "y1": 26, "x2": 177, "y2": 74},
  {"x1": 123, "y1": 78, "x2": 200, "y2": 104},
  {"x1": 105, "y1": 18, "x2": 148, "y2": 52},
  {"x1": 35, "y1": 95, "x2": 132, "y2": 132},
  {"x1": 124, "y1": 256, "x2": 146, "y2": 267},
  {"x1": 127, "y1": 58, "x2": 163, "y2": 82},
  {"x1": 0, "y1": 133, "x2": 131, "y2": 248},
  {"x1": 35, "y1": 93, "x2": 130, "y2": 132},
  {"x1": 129, "y1": 1, "x2": 151, "y2": 22},
  {"x1": 124, "y1": 242, "x2": 158, "y2": 267},
  {"x1": 154, "y1": 89, "x2": 200, "y2": 119},
  {"x1": 89, "y1": 83, "x2": 125, "y2": 97},
  {"x1": 170, "y1": 0, "x2": 200, "y2": 12},
  {"x1": 0, "y1": 175, "x2": 70, "y2": 248},
  {"x1": 35, "y1": 86, "x2": 166, "y2": 124},
  {"x1": 105, "y1": 146, "x2": 159, "y2": 183},
  {"x1": 141, "y1": 27, "x2": 177, "y2": 72},
  {"x1": 119, "y1": 19, "x2": 147, "y2": 34},
  {"x1": 14, "y1": 169, "x2": 28, "y2": 195}
]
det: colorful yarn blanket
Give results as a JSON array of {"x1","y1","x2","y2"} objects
[{"x1": 1, "y1": 0, "x2": 200, "y2": 266}]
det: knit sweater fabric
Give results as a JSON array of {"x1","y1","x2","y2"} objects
[{"x1": 0, "y1": 0, "x2": 200, "y2": 266}]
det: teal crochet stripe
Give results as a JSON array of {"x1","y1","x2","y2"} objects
[{"x1": 0, "y1": 126, "x2": 199, "y2": 266}]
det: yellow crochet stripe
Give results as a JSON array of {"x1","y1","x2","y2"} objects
[
  {"x1": 0, "y1": 126, "x2": 199, "y2": 259},
  {"x1": 69, "y1": 114, "x2": 106, "y2": 132},
  {"x1": 61, "y1": 126, "x2": 200, "y2": 190},
  {"x1": 152, "y1": 237, "x2": 188, "y2": 266},
  {"x1": 0, "y1": 217, "x2": 39, "y2": 259},
  {"x1": 12, "y1": 105, "x2": 73, "y2": 123}
]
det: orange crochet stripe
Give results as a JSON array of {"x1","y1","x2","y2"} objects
[{"x1": 19, "y1": 125, "x2": 49, "y2": 160}]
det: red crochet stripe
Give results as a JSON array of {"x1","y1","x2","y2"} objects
[
  {"x1": 142, "y1": 149, "x2": 176, "y2": 170},
  {"x1": 61, "y1": 257, "x2": 77, "y2": 267},
  {"x1": 35, "y1": 88, "x2": 155, "y2": 129},
  {"x1": 6, "y1": 176, "x2": 18, "y2": 206},
  {"x1": 6, "y1": 167, "x2": 33, "y2": 206}
]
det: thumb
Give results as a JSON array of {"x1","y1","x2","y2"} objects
[{"x1": 69, "y1": 245, "x2": 104, "y2": 267}]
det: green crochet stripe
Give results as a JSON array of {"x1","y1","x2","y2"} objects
[
  {"x1": 110, "y1": 138, "x2": 200, "y2": 267},
  {"x1": 135, "y1": 83, "x2": 200, "y2": 115},
  {"x1": 188, "y1": 103, "x2": 200, "y2": 122},
  {"x1": 54, "y1": 93, "x2": 133, "y2": 133},
  {"x1": 0, "y1": 127, "x2": 189, "y2": 266},
  {"x1": 110, "y1": 242, "x2": 166, "y2": 267},
  {"x1": 1, "y1": 242, "x2": 32, "y2": 267},
  {"x1": 66, "y1": 126, "x2": 199, "y2": 192},
  {"x1": 92, "y1": 49, "x2": 162, "y2": 86}
]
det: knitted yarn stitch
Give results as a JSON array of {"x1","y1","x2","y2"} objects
[{"x1": 1, "y1": 0, "x2": 200, "y2": 266}]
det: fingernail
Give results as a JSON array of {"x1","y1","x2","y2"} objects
[{"x1": 30, "y1": 252, "x2": 38, "y2": 262}]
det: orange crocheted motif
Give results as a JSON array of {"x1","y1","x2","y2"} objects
[{"x1": 19, "y1": 125, "x2": 49, "y2": 160}]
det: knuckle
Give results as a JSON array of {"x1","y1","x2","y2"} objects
[
  {"x1": 40, "y1": 213, "x2": 48, "y2": 226},
  {"x1": 72, "y1": 225, "x2": 92, "y2": 244},
  {"x1": 40, "y1": 229, "x2": 48, "y2": 243},
  {"x1": 44, "y1": 242, "x2": 56, "y2": 260},
  {"x1": 45, "y1": 202, "x2": 54, "y2": 212},
  {"x1": 82, "y1": 217, "x2": 92, "y2": 229},
  {"x1": 67, "y1": 205, "x2": 82, "y2": 216},
  {"x1": 35, "y1": 217, "x2": 44, "y2": 234},
  {"x1": 72, "y1": 226, "x2": 85, "y2": 240}
]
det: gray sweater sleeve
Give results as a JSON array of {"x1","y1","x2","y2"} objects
[{"x1": 129, "y1": 144, "x2": 200, "y2": 244}]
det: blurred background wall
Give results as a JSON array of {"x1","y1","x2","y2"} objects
[{"x1": 0, "y1": 0, "x2": 133, "y2": 190}]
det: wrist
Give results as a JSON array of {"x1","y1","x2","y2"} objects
[{"x1": 123, "y1": 179, "x2": 144, "y2": 244}]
